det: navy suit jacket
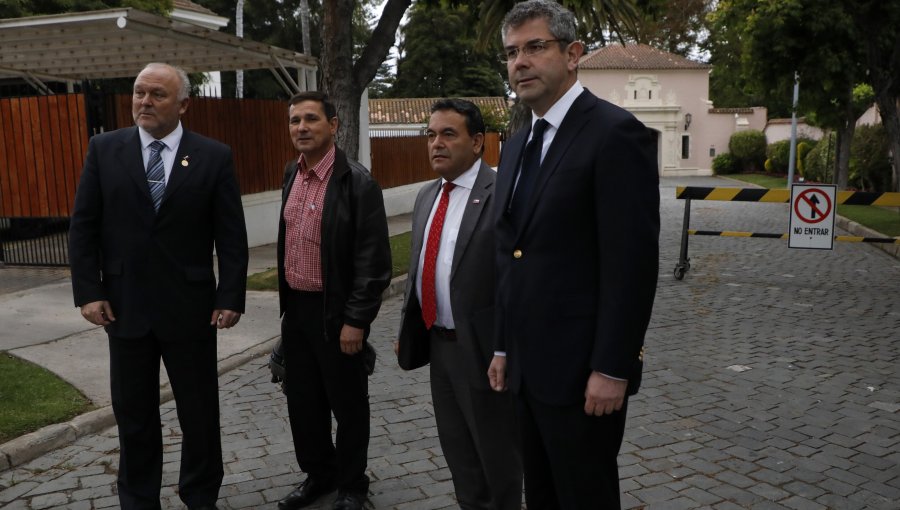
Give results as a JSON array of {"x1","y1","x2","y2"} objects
[
  {"x1": 69, "y1": 126, "x2": 248, "y2": 342},
  {"x1": 494, "y1": 89, "x2": 659, "y2": 406}
]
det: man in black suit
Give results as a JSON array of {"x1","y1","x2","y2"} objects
[
  {"x1": 276, "y1": 91, "x2": 391, "y2": 510},
  {"x1": 396, "y1": 99, "x2": 522, "y2": 510},
  {"x1": 69, "y1": 63, "x2": 248, "y2": 510},
  {"x1": 488, "y1": 1, "x2": 660, "y2": 508}
]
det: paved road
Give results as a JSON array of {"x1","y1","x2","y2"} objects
[{"x1": 1, "y1": 177, "x2": 898, "y2": 509}]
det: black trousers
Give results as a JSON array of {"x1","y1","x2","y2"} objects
[
  {"x1": 281, "y1": 290, "x2": 370, "y2": 493},
  {"x1": 516, "y1": 388, "x2": 628, "y2": 509},
  {"x1": 108, "y1": 330, "x2": 223, "y2": 510}
]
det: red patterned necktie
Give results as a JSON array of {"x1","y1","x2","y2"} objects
[{"x1": 421, "y1": 182, "x2": 456, "y2": 329}]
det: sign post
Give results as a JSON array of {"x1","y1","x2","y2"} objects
[{"x1": 789, "y1": 184, "x2": 836, "y2": 250}]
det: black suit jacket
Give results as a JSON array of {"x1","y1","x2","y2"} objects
[
  {"x1": 397, "y1": 163, "x2": 496, "y2": 389},
  {"x1": 69, "y1": 127, "x2": 249, "y2": 342},
  {"x1": 494, "y1": 89, "x2": 659, "y2": 406}
]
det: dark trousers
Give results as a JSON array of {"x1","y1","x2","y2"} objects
[
  {"x1": 430, "y1": 330, "x2": 523, "y2": 510},
  {"x1": 108, "y1": 330, "x2": 223, "y2": 510},
  {"x1": 516, "y1": 389, "x2": 628, "y2": 509},
  {"x1": 281, "y1": 290, "x2": 370, "y2": 493}
]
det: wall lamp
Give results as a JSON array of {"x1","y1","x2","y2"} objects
[{"x1": 684, "y1": 112, "x2": 692, "y2": 131}]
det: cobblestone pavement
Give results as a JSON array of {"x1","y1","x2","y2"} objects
[{"x1": 1, "y1": 178, "x2": 898, "y2": 509}]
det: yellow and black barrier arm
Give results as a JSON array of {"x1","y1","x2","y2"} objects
[
  {"x1": 688, "y1": 230, "x2": 900, "y2": 244},
  {"x1": 673, "y1": 187, "x2": 900, "y2": 280}
]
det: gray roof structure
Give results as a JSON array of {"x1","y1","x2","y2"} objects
[{"x1": 0, "y1": 8, "x2": 316, "y2": 93}]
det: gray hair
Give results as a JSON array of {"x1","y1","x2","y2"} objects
[
  {"x1": 141, "y1": 62, "x2": 191, "y2": 100},
  {"x1": 501, "y1": 0, "x2": 577, "y2": 43}
]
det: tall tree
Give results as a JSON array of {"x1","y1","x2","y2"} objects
[
  {"x1": 742, "y1": 0, "x2": 867, "y2": 188},
  {"x1": 197, "y1": 0, "x2": 321, "y2": 99},
  {"x1": 321, "y1": 0, "x2": 411, "y2": 159},
  {"x1": 703, "y1": 0, "x2": 771, "y2": 110},
  {"x1": 844, "y1": 0, "x2": 900, "y2": 191},
  {"x1": 390, "y1": 2, "x2": 505, "y2": 98},
  {"x1": 629, "y1": 0, "x2": 711, "y2": 57}
]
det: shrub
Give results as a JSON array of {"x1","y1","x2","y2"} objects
[
  {"x1": 849, "y1": 124, "x2": 892, "y2": 191},
  {"x1": 766, "y1": 140, "x2": 792, "y2": 174},
  {"x1": 804, "y1": 132, "x2": 835, "y2": 183},
  {"x1": 766, "y1": 138, "x2": 819, "y2": 175},
  {"x1": 728, "y1": 130, "x2": 767, "y2": 172},
  {"x1": 712, "y1": 153, "x2": 740, "y2": 175},
  {"x1": 796, "y1": 141, "x2": 815, "y2": 176}
]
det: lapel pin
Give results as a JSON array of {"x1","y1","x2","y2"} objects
[
  {"x1": 181, "y1": 155, "x2": 190, "y2": 167},
  {"x1": 472, "y1": 198, "x2": 481, "y2": 204}
]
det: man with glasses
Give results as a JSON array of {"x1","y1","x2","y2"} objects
[{"x1": 488, "y1": 1, "x2": 660, "y2": 508}]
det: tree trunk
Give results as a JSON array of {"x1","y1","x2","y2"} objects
[
  {"x1": 321, "y1": 0, "x2": 412, "y2": 161},
  {"x1": 875, "y1": 95, "x2": 900, "y2": 191},
  {"x1": 834, "y1": 119, "x2": 854, "y2": 190},
  {"x1": 299, "y1": 0, "x2": 311, "y2": 55},
  {"x1": 851, "y1": 0, "x2": 900, "y2": 191}
]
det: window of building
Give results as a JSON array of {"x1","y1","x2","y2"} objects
[{"x1": 681, "y1": 135, "x2": 690, "y2": 159}]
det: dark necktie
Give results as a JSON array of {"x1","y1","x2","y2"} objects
[
  {"x1": 509, "y1": 118, "x2": 549, "y2": 223},
  {"x1": 421, "y1": 182, "x2": 456, "y2": 329},
  {"x1": 146, "y1": 140, "x2": 167, "y2": 212}
]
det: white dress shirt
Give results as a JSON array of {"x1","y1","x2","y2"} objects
[
  {"x1": 138, "y1": 122, "x2": 184, "y2": 184},
  {"x1": 415, "y1": 160, "x2": 481, "y2": 329},
  {"x1": 512, "y1": 81, "x2": 584, "y2": 194}
]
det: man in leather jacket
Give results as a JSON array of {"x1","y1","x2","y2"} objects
[{"x1": 275, "y1": 91, "x2": 391, "y2": 510}]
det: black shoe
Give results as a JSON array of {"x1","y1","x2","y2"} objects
[
  {"x1": 190, "y1": 506, "x2": 219, "y2": 510},
  {"x1": 278, "y1": 477, "x2": 336, "y2": 509},
  {"x1": 332, "y1": 491, "x2": 366, "y2": 510}
]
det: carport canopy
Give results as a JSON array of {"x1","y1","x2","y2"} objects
[{"x1": 0, "y1": 8, "x2": 317, "y2": 94}]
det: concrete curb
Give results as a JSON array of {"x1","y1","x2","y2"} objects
[
  {"x1": 0, "y1": 275, "x2": 410, "y2": 472},
  {"x1": 835, "y1": 215, "x2": 900, "y2": 260}
]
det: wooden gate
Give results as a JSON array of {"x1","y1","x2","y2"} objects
[{"x1": 0, "y1": 94, "x2": 88, "y2": 265}]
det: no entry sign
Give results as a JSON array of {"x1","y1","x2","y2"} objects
[{"x1": 789, "y1": 184, "x2": 836, "y2": 249}]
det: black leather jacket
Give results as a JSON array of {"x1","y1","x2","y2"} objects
[{"x1": 277, "y1": 147, "x2": 392, "y2": 339}]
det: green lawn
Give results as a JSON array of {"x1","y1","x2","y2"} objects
[
  {"x1": 836, "y1": 205, "x2": 900, "y2": 237},
  {"x1": 247, "y1": 231, "x2": 413, "y2": 291},
  {"x1": 0, "y1": 353, "x2": 94, "y2": 444},
  {"x1": 725, "y1": 173, "x2": 789, "y2": 190},
  {"x1": 727, "y1": 173, "x2": 899, "y2": 237}
]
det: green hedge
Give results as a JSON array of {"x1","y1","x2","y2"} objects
[
  {"x1": 728, "y1": 130, "x2": 767, "y2": 172},
  {"x1": 712, "y1": 153, "x2": 740, "y2": 175}
]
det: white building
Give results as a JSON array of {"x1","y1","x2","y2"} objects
[{"x1": 579, "y1": 44, "x2": 767, "y2": 176}]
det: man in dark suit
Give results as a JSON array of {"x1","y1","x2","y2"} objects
[
  {"x1": 69, "y1": 63, "x2": 248, "y2": 510},
  {"x1": 396, "y1": 99, "x2": 523, "y2": 510},
  {"x1": 276, "y1": 91, "x2": 391, "y2": 510},
  {"x1": 487, "y1": 1, "x2": 660, "y2": 508}
]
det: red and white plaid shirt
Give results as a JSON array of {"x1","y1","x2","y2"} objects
[{"x1": 283, "y1": 146, "x2": 335, "y2": 291}]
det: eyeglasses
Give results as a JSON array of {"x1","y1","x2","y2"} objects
[{"x1": 498, "y1": 39, "x2": 567, "y2": 63}]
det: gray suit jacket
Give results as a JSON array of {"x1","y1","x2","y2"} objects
[{"x1": 397, "y1": 162, "x2": 496, "y2": 389}]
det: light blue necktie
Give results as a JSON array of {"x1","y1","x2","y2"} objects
[{"x1": 146, "y1": 140, "x2": 166, "y2": 212}]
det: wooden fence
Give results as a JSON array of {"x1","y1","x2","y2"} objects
[
  {"x1": 370, "y1": 132, "x2": 500, "y2": 189},
  {"x1": 2, "y1": 93, "x2": 502, "y2": 217},
  {"x1": 0, "y1": 94, "x2": 89, "y2": 217},
  {"x1": 109, "y1": 94, "x2": 295, "y2": 196}
]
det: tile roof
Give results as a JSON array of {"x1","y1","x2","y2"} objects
[
  {"x1": 580, "y1": 44, "x2": 710, "y2": 70},
  {"x1": 369, "y1": 97, "x2": 509, "y2": 125}
]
